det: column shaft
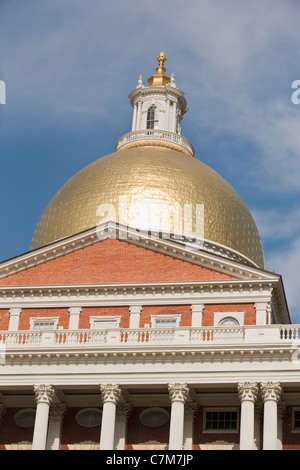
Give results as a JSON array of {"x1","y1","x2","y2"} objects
[
  {"x1": 32, "y1": 385, "x2": 54, "y2": 450},
  {"x1": 168, "y1": 383, "x2": 189, "y2": 451},
  {"x1": 238, "y1": 382, "x2": 258, "y2": 451},
  {"x1": 99, "y1": 384, "x2": 121, "y2": 450},
  {"x1": 100, "y1": 401, "x2": 117, "y2": 450},
  {"x1": 261, "y1": 382, "x2": 281, "y2": 450},
  {"x1": 263, "y1": 400, "x2": 278, "y2": 450}
]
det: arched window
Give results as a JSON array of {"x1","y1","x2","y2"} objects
[
  {"x1": 218, "y1": 317, "x2": 239, "y2": 327},
  {"x1": 146, "y1": 105, "x2": 158, "y2": 129}
]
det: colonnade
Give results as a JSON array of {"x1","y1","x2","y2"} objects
[{"x1": 4, "y1": 381, "x2": 283, "y2": 450}]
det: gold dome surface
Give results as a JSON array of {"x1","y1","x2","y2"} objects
[{"x1": 31, "y1": 147, "x2": 264, "y2": 268}]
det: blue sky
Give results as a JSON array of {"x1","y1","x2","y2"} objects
[{"x1": 1, "y1": 0, "x2": 300, "y2": 321}]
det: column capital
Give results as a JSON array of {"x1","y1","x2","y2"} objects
[
  {"x1": 129, "y1": 305, "x2": 142, "y2": 314},
  {"x1": 184, "y1": 402, "x2": 198, "y2": 419},
  {"x1": 168, "y1": 383, "x2": 190, "y2": 404},
  {"x1": 238, "y1": 382, "x2": 259, "y2": 403},
  {"x1": 49, "y1": 404, "x2": 68, "y2": 421},
  {"x1": 116, "y1": 403, "x2": 132, "y2": 422},
  {"x1": 34, "y1": 384, "x2": 55, "y2": 405},
  {"x1": 261, "y1": 382, "x2": 281, "y2": 403},
  {"x1": 100, "y1": 384, "x2": 121, "y2": 404},
  {"x1": 190, "y1": 304, "x2": 204, "y2": 312}
]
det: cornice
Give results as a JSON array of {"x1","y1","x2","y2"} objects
[
  {"x1": 0, "y1": 279, "x2": 275, "y2": 308},
  {"x1": 0, "y1": 222, "x2": 278, "y2": 282},
  {"x1": 1, "y1": 343, "x2": 296, "y2": 368}
]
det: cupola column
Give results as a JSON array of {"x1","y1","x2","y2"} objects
[
  {"x1": 136, "y1": 100, "x2": 142, "y2": 131},
  {"x1": 99, "y1": 384, "x2": 121, "y2": 450},
  {"x1": 132, "y1": 103, "x2": 138, "y2": 131}
]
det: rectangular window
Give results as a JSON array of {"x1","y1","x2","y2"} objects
[
  {"x1": 204, "y1": 410, "x2": 238, "y2": 432},
  {"x1": 155, "y1": 319, "x2": 177, "y2": 328},
  {"x1": 294, "y1": 411, "x2": 300, "y2": 430},
  {"x1": 33, "y1": 321, "x2": 56, "y2": 330}
]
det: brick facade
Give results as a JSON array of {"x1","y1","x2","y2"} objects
[{"x1": 0, "y1": 239, "x2": 237, "y2": 286}]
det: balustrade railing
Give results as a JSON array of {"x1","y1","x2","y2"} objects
[
  {"x1": 115, "y1": 130, "x2": 195, "y2": 156},
  {"x1": 2, "y1": 324, "x2": 292, "y2": 348}
]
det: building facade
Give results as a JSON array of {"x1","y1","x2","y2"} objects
[{"x1": 0, "y1": 53, "x2": 299, "y2": 451}]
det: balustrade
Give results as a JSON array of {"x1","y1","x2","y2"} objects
[{"x1": 0, "y1": 325, "x2": 297, "y2": 348}]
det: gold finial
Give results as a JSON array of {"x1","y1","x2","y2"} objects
[
  {"x1": 147, "y1": 51, "x2": 170, "y2": 87},
  {"x1": 156, "y1": 51, "x2": 167, "y2": 73}
]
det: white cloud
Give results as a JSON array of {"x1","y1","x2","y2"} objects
[{"x1": 251, "y1": 206, "x2": 300, "y2": 241}]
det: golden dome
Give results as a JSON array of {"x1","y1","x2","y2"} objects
[{"x1": 31, "y1": 146, "x2": 264, "y2": 268}]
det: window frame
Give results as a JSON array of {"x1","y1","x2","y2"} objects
[
  {"x1": 146, "y1": 105, "x2": 158, "y2": 129},
  {"x1": 29, "y1": 317, "x2": 59, "y2": 331},
  {"x1": 89, "y1": 316, "x2": 121, "y2": 329},
  {"x1": 214, "y1": 312, "x2": 244, "y2": 327},
  {"x1": 150, "y1": 314, "x2": 182, "y2": 329},
  {"x1": 292, "y1": 408, "x2": 300, "y2": 433},
  {"x1": 202, "y1": 407, "x2": 239, "y2": 434}
]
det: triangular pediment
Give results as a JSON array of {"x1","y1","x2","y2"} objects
[{"x1": 0, "y1": 222, "x2": 280, "y2": 286}]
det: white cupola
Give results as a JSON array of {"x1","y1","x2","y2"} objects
[{"x1": 115, "y1": 52, "x2": 194, "y2": 157}]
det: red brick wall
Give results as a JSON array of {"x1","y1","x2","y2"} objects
[
  {"x1": 140, "y1": 305, "x2": 191, "y2": 328},
  {"x1": 0, "y1": 310, "x2": 9, "y2": 330},
  {"x1": 0, "y1": 239, "x2": 237, "y2": 286},
  {"x1": 18, "y1": 308, "x2": 69, "y2": 330},
  {"x1": 79, "y1": 307, "x2": 130, "y2": 329},
  {"x1": 60, "y1": 408, "x2": 101, "y2": 449},
  {"x1": 202, "y1": 304, "x2": 256, "y2": 326},
  {"x1": 0, "y1": 408, "x2": 34, "y2": 446},
  {"x1": 125, "y1": 407, "x2": 170, "y2": 449}
]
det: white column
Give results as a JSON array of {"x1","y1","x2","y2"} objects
[
  {"x1": 191, "y1": 304, "x2": 204, "y2": 327},
  {"x1": 129, "y1": 305, "x2": 142, "y2": 328},
  {"x1": 99, "y1": 384, "x2": 121, "y2": 450},
  {"x1": 8, "y1": 308, "x2": 22, "y2": 330},
  {"x1": 183, "y1": 403, "x2": 198, "y2": 450},
  {"x1": 277, "y1": 403, "x2": 285, "y2": 450},
  {"x1": 32, "y1": 385, "x2": 55, "y2": 450},
  {"x1": 165, "y1": 98, "x2": 170, "y2": 131},
  {"x1": 132, "y1": 103, "x2": 137, "y2": 131},
  {"x1": 238, "y1": 382, "x2": 258, "y2": 450},
  {"x1": 168, "y1": 383, "x2": 189, "y2": 450},
  {"x1": 46, "y1": 404, "x2": 67, "y2": 450},
  {"x1": 136, "y1": 101, "x2": 142, "y2": 130},
  {"x1": 261, "y1": 382, "x2": 281, "y2": 450},
  {"x1": 68, "y1": 307, "x2": 81, "y2": 329},
  {"x1": 114, "y1": 403, "x2": 131, "y2": 450},
  {"x1": 254, "y1": 405, "x2": 262, "y2": 450}
]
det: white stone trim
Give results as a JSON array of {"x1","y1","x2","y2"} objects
[
  {"x1": 214, "y1": 312, "x2": 244, "y2": 327},
  {"x1": 150, "y1": 314, "x2": 182, "y2": 328},
  {"x1": 90, "y1": 316, "x2": 121, "y2": 329},
  {"x1": 29, "y1": 317, "x2": 59, "y2": 330}
]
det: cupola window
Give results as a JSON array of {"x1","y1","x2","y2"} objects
[{"x1": 146, "y1": 105, "x2": 158, "y2": 129}]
